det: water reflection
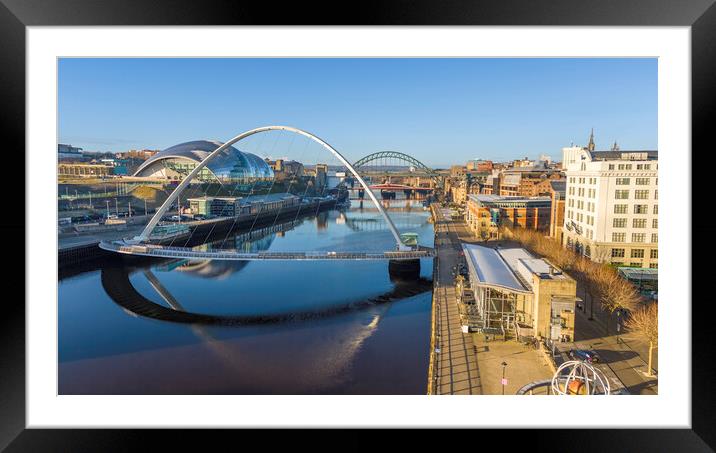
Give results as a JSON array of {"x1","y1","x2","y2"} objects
[
  {"x1": 103, "y1": 264, "x2": 432, "y2": 324},
  {"x1": 59, "y1": 197, "x2": 434, "y2": 394}
]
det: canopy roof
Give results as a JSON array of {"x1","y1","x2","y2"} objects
[{"x1": 462, "y1": 244, "x2": 533, "y2": 293}]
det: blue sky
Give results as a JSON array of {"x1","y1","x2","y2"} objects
[{"x1": 58, "y1": 58, "x2": 657, "y2": 167}]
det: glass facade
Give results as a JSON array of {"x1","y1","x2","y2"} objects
[{"x1": 133, "y1": 140, "x2": 274, "y2": 185}]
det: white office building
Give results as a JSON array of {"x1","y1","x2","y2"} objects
[{"x1": 561, "y1": 134, "x2": 658, "y2": 269}]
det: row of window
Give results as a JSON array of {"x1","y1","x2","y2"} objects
[
  {"x1": 614, "y1": 204, "x2": 658, "y2": 214},
  {"x1": 612, "y1": 262, "x2": 659, "y2": 269},
  {"x1": 608, "y1": 163, "x2": 654, "y2": 170},
  {"x1": 612, "y1": 233, "x2": 658, "y2": 243},
  {"x1": 616, "y1": 177, "x2": 655, "y2": 186},
  {"x1": 568, "y1": 186, "x2": 598, "y2": 198},
  {"x1": 614, "y1": 189, "x2": 657, "y2": 200},
  {"x1": 569, "y1": 177, "x2": 598, "y2": 185},
  {"x1": 611, "y1": 248, "x2": 658, "y2": 259},
  {"x1": 612, "y1": 218, "x2": 658, "y2": 228}
]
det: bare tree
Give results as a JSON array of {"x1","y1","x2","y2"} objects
[
  {"x1": 504, "y1": 226, "x2": 642, "y2": 334},
  {"x1": 625, "y1": 302, "x2": 658, "y2": 376}
]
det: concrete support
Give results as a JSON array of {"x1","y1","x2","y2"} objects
[{"x1": 388, "y1": 259, "x2": 421, "y2": 282}]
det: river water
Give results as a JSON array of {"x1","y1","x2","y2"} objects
[{"x1": 58, "y1": 198, "x2": 434, "y2": 394}]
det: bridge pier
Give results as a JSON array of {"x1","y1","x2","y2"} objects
[{"x1": 388, "y1": 259, "x2": 421, "y2": 282}]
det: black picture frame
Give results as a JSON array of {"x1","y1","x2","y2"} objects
[{"x1": 3, "y1": 0, "x2": 711, "y2": 449}]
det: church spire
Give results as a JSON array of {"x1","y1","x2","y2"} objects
[
  {"x1": 587, "y1": 128, "x2": 595, "y2": 152},
  {"x1": 611, "y1": 140, "x2": 620, "y2": 151}
]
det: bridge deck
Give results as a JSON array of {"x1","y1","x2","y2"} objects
[{"x1": 99, "y1": 241, "x2": 435, "y2": 261}]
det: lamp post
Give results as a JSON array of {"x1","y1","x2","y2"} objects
[{"x1": 501, "y1": 361, "x2": 508, "y2": 395}]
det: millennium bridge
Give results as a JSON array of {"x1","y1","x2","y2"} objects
[{"x1": 100, "y1": 125, "x2": 438, "y2": 262}]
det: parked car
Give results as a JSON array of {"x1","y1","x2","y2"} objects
[{"x1": 569, "y1": 349, "x2": 601, "y2": 363}]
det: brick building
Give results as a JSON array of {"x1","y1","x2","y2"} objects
[{"x1": 465, "y1": 194, "x2": 552, "y2": 240}]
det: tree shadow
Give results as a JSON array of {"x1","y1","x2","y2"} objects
[
  {"x1": 592, "y1": 348, "x2": 639, "y2": 364},
  {"x1": 625, "y1": 379, "x2": 658, "y2": 395}
]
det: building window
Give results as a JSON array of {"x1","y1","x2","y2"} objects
[
  {"x1": 612, "y1": 248, "x2": 625, "y2": 258},
  {"x1": 608, "y1": 164, "x2": 615, "y2": 170},
  {"x1": 630, "y1": 262, "x2": 642, "y2": 268},
  {"x1": 613, "y1": 218, "x2": 627, "y2": 228},
  {"x1": 612, "y1": 233, "x2": 626, "y2": 243},
  {"x1": 634, "y1": 204, "x2": 648, "y2": 214},
  {"x1": 615, "y1": 190, "x2": 629, "y2": 199},
  {"x1": 651, "y1": 249, "x2": 658, "y2": 259},
  {"x1": 631, "y1": 249, "x2": 644, "y2": 258},
  {"x1": 649, "y1": 263, "x2": 658, "y2": 268},
  {"x1": 651, "y1": 233, "x2": 658, "y2": 243},
  {"x1": 614, "y1": 204, "x2": 628, "y2": 214},
  {"x1": 653, "y1": 205, "x2": 658, "y2": 214},
  {"x1": 635, "y1": 190, "x2": 649, "y2": 199},
  {"x1": 633, "y1": 219, "x2": 647, "y2": 228},
  {"x1": 652, "y1": 219, "x2": 658, "y2": 228},
  {"x1": 636, "y1": 178, "x2": 650, "y2": 185},
  {"x1": 632, "y1": 233, "x2": 645, "y2": 243},
  {"x1": 616, "y1": 178, "x2": 630, "y2": 185}
]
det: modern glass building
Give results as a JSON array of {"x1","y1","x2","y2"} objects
[{"x1": 133, "y1": 140, "x2": 274, "y2": 185}]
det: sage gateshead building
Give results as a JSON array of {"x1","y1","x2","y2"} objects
[{"x1": 133, "y1": 140, "x2": 274, "y2": 187}]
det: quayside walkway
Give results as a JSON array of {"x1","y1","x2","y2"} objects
[
  {"x1": 99, "y1": 241, "x2": 436, "y2": 261},
  {"x1": 427, "y1": 206, "x2": 482, "y2": 394}
]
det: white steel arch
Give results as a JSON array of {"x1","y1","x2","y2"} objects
[{"x1": 134, "y1": 126, "x2": 409, "y2": 250}]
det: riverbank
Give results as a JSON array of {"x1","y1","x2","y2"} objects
[{"x1": 58, "y1": 199, "x2": 336, "y2": 267}]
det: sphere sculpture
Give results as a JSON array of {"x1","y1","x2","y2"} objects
[{"x1": 551, "y1": 360, "x2": 610, "y2": 395}]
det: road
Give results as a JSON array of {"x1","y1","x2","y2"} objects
[{"x1": 573, "y1": 305, "x2": 658, "y2": 394}]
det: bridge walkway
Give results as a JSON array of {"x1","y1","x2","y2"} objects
[{"x1": 100, "y1": 240, "x2": 435, "y2": 261}]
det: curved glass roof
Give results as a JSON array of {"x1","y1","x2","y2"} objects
[{"x1": 134, "y1": 140, "x2": 274, "y2": 183}]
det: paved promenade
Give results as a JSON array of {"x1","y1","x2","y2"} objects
[{"x1": 428, "y1": 206, "x2": 482, "y2": 394}]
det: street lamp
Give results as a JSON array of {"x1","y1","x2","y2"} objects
[{"x1": 501, "y1": 361, "x2": 508, "y2": 395}]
